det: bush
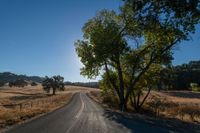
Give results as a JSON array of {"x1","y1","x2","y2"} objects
[
  {"x1": 31, "y1": 82, "x2": 37, "y2": 86},
  {"x1": 0, "y1": 81, "x2": 4, "y2": 87},
  {"x1": 190, "y1": 83, "x2": 200, "y2": 92}
]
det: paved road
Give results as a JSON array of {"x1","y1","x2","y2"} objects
[{"x1": 4, "y1": 93, "x2": 199, "y2": 133}]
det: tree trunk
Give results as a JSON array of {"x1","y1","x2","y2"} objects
[
  {"x1": 104, "y1": 61, "x2": 127, "y2": 111},
  {"x1": 116, "y1": 59, "x2": 126, "y2": 111},
  {"x1": 119, "y1": 98, "x2": 127, "y2": 111},
  {"x1": 130, "y1": 87, "x2": 152, "y2": 113},
  {"x1": 130, "y1": 94, "x2": 141, "y2": 113},
  {"x1": 52, "y1": 88, "x2": 56, "y2": 95}
]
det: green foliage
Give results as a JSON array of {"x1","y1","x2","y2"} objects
[
  {"x1": 31, "y1": 82, "x2": 37, "y2": 86},
  {"x1": 0, "y1": 81, "x2": 4, "y2": 87},
  {"x1": 100, "y1": 71, "x2": 118, "y2": 96},
  {"x1": 75, "y1": 10, "x2": 128, "y2": 79},
  {"x1": 42, "y1": 75, "x2": 65, "y2": 95},
  {"x1": 75, "y1": 1, "x2": 200, "y2": 111},
  {"x1": 190, "y1": 83, "x2": 200, "y2": 92},
  {"x1": 174, "y1": 61, "x2": 200, "y2": 89}
]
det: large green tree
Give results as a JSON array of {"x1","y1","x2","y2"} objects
[
  {"x1": 75, "y1": 1, "x2": 200, "y2": 111},
  {"x1": 121, "y1": 0, "x2": 200, "y2": 110},
  {"x1": 75, "y1": 10, "x2": 129, "y2": 110}
]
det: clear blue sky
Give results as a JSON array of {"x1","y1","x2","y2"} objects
[{"x1": 0, "y1": 0, "x2": 199, "y2": 82}]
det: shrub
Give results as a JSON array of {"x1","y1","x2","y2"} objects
[
  {"x1": 31, "y1": 82, "x2": 37, "y2": 86},
  {"x1": 0, "y1": 81, "x2": 4, "y2": 87},
  {"x1": 190, "y1": 83, "x2": 200, "y2": 92}
]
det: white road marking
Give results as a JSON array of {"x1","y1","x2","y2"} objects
[
  {"x1": 75, "y1": 93, "x2": 85, "y2": 118},
  {"x1": 65, "y1": 93, "x2": 85, "y2": 133}
]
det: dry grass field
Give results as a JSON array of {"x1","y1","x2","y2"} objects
[
  {"x1": 146, "y1": 91, "x2": 200, "y2": 123},
  {"x1": 0, "y1": 85, "x2": 95, "y2": 131},
  {"x1": 1, "y1": 85, "x2": 199, "y2": 131},
  {"x1": 89, "y1": 90, "x2": 200, "y2": 123}
]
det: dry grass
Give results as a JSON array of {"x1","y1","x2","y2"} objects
[
  {"x1": 0, "y1": 85, "x2": 93, "y2": 131},
  {"x1": 0, "y1": 94, "x2": 72, "y2": 128},
  {"x1": 89, "y1": 90, "x2": 200, "y2": 123},
  {"x1": 146, "y1": 91, "x2": 200, "y2": 123},
  {"x1": 88, "y1": 91, "x2": 120, "y2": 111}
]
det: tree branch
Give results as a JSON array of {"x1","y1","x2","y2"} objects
[
  {"x1": 125, "y1": 40, "x2": 179, "y2": 102},
  {"x1": 139, "y1": 86, "x2": 152, "y2": 107}
]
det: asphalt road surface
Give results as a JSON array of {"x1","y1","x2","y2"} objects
[{"x1": 4, "y1": 93, "x2": 199, "y2": 133}]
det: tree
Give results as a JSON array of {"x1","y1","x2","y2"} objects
[
  {"x1": 120, "y1": 0, "x2": 200, "y2": 110},
  {"x1": 0, "y1": 81, "x2": 4, "y2": 87},
  {"x1": 42, "y1": 76, "x2": 65, "y2": 95},
  {"x1": 172, "y1": 60, "x2": 200, "y2": 90},
  {"x1": 31, "y1": 81, "x2": 37, "y2": 86},
  {"x1": 75, "y1": 10, "x2": 129, "y2": 110},
  {"x1": 75, "y1": 1, "x2": 200, "y2": 111},
  {"x1": 122, "y1": 0, "x2": 200, "y2": 111}
]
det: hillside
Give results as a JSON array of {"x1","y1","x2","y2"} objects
[
  {"x1": 0, "y1": 72, "x2": 44, "y2": 84},
  {"x1": 65, "y1": 81, "x2": 99, "y2": 88}
]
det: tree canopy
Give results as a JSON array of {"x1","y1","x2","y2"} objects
[
  {"x1": 75, "y1": 0, "x2": 200, "y2": 111},
  {"x1": 42, "y1": 75, "x2": 65, "y2": 95}
]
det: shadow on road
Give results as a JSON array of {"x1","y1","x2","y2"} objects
[{"x1": 103, "y1": 109, "x2": 200, "y2": 133}]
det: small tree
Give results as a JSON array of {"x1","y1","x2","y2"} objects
[
  {"x1": 0, "y1": 81, "x2": 4, "y2": 87},
  {"x1": 190, "y1": 83, "x2": 200, "y2": 92},
  {"x1": 31, "y1": 81, "x2": 37, "y2": 86},
  {"x1": 9, "y1": 82, "x2": 13, "y2": 87},
  {"x1": 42, "y1": 76, "x2": 65, "y2": 95}
]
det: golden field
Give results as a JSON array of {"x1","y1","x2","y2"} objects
[{"x1": 0, "y1": 85, "x2": 94, "y2": 131}]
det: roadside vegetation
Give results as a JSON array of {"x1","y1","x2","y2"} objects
[
  {"x1": 89, "y1": 90, "x2": 200, "y2": 123},
  {"x1": 75, "y1": 0, "x2": 200, "y2": 125},
  {"x1": 191, "y1": 83, "x2": 200, "y2": 92}
]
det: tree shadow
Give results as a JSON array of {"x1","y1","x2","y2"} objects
[
  {"x1": 103, "y1": 109, "x2": 200, "y2": 133},
  {"x1": 163, "y1": 91, "x2": 200, "y2": 98}
]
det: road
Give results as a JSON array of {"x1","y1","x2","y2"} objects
[{"x1": 4, "y1": 93, "x2": 198, "y2": 133}]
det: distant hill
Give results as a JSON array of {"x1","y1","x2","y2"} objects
[
  {"x1": 0, "y1": 72, "x2": 44, "y2": 84},
  {"x1": 65, "y1": 81, "x2": 99, "y2": 88}
]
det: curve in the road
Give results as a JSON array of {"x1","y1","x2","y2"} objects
[{"x1": 4, "y1": 92, "x2": 199, "y2": 133}]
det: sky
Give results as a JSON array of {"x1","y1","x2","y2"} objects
[{"x1": 0, "y1": 0, "x2": 199, "y2": 82}]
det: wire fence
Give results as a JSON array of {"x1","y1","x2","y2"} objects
[{"x1": 0, "y1": 97, "x2": 58, "y2": 110}]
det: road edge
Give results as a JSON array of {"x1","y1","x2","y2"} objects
[{"x1": 1, "y1": 93, "x2": 77, "y2": 133}]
